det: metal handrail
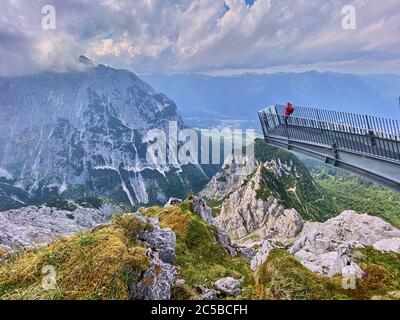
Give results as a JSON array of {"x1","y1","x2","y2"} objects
[
  {"x1": 259, "y1": 110, "x2": 400, "y2": 162},
  {"x1": 270, "y1": 104, "x2": 400, "y2": 139},
  {"x1": 261, "y1": 111, "x2": 399, "y2": 141}
]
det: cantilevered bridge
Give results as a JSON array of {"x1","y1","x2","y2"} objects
[{"x1": 258, "y1": 105, "x2": 400, "y2": 192}]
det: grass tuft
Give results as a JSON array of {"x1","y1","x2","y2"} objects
[
  {"x1": 171, "y1": 284, "x2": 198, "y2": 300},
  {"x1": 0, "y1": 215, "x2": 150, "y2": 300},
  {"x1": 252, "y1": 248, "x2": 400, "y2": 300},
  {"x1": 0, "y1": 248, "x2": 8, "y2": 258},
  {"x1": 140, "y1": 202, "x2": 252, "y2": 298}
]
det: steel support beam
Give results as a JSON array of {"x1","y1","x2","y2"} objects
[{"x1": 264, "y1": 134, "x2": 400, "y2": 192}]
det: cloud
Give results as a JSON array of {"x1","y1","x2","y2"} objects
[{"x1": 0, "y1": 0, "x2": 399, "y2": 76}]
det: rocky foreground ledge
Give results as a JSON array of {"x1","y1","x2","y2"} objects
[
  {"x1": 0, "y1": 198, "x2": 253, "y2": 300},
  {"x1": 0, "y1": 198, "x2": 400, "y2": 300},
  {"x1": 0, "y1": 204, "x2": 121, "y2": 251},
  {"x1": 289, "y1": 211, "x2": 400, "y2": 277}
]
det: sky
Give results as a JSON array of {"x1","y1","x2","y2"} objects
[{"x1": 0, "y1": 0, "x2": 399, "y2": 76}]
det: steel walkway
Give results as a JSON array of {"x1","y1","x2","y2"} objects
[{"x1": 258, "y1": 105, "x2": 400, "y2": 192}]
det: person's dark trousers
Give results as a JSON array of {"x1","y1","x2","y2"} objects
[{"x1": 284, "y1": 116, "x2": 288, "y2": 125}]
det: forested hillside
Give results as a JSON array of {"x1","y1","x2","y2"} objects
[{"x1": 306, "y1": 162, "x2": 400, "y2": 229}]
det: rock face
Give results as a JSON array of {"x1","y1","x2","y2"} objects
[
  {"x1": 184, "y1": 196, "x2": 255, "y2": 260},
  {"x1": 200, "y1": 153, "x2": 255, "y2": 201},
  {"x1": 201, "y1": 140, "x2": 339, "y2": 241},
  {"x1": 188, "y1": 196, "x2": 215, "y2": 225},
  {"x1": 201, "y1": 141, "x2": 400, "y2": 279},
  {"x1": 130, "y1": 213, "x2": 177, "y2": 300},
  {"x1": 131, "y1": 250, "x2": 176, "y2": 300},
  {"x1": 201, "y1": 145, "x2": 316, "y2": 248},
  {"x1": 250, "y1": 240, "x2": 277, "y2": 271},
  {"x1": 289, "y1": 211, "x2": 400, "y2": 276},
  {"x1": 135, "y1": 214, "x2": 176, "y2": 265},
  {"x1": 373, "y1": 238, "x2": 400, "y2": 253},
  {"x1": 0, "y1": 205, "x2": 112, "y2": 250},
  {"x1": 215, "y1": 229, "x2": 241, "y2": 257},
  {"x1": 264, "y1": 208, "x2": 304, "y2": 239},
  {"x1": 215, "y1": 165, "x2": 303, "y2": 246},
  {"x1": 0, "y1": 64, "x2": 212, "y2": 210},
  {"x1": 213, "y1": 277, "x2": 241, "y2": 296}
]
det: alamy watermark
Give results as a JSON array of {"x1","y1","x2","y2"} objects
[
  {"x1": 342, "y1": 274, "x2": 357, "y2": 290},
  {"x1": 341, "y1": 5, "x2": 357, "y2": 30},
  {"x1": 41, "y1": 4, "x2": 357, "y2": 31},
  {"x1": 41, "y1": 265, "x2": 57, "y2": 290},
  {"x1": 42, "y1": 5, "x2": 56, "y2": 30}
]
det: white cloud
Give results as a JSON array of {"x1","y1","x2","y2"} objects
[
  {"x1": 0, "y1": 168, "x2": 13, "y2": 180},
  {"x1": 0, "y1": 0, "x2": 399, "y2": 76}
]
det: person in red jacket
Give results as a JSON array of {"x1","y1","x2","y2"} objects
[{"x1": 284, "y1": 102, "x2": 294, "y2": 124}]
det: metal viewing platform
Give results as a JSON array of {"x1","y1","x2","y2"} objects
[{"x1": 258, "y1": 104, "x2": 400, "y2": 192}]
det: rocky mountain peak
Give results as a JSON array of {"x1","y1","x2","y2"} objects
[
  {"x1": 0, "y1": 65, "x2": 211, "y2": 209},
  {"x1": 78, "y1": 55, "x2": 94, "y2": 66}
]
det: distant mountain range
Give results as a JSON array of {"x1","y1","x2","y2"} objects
[{"x1": 142, "y1": 72, "x2": 400, "y2": 129}]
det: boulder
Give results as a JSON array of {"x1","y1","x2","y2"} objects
[
  {"x1": 289, "y1": 211, "x2": 400, "y2": 276},
  {"x1": 0, "y1": 205, "x2": 111, "y2": 249},
  {"x1": 134, "y1": 214, "x2": 176, "y2": 265},
  {"x1": 373, "y1": 238, "x2": 400, "y2": 253},
  {"x1": 213, "y1": 277, "x2": 241, "y2": 296},
  {"x1": 165, "y1": 198, "x2": 182, "y2": 207},
  {"x1": 130, "y1": 251, "x2": 176, "y2": 300},
  {"x1": 195, "y1": 285, "x2": 220, "y2": 300},
  {"x1": 175, "y1": 279, "x2": 185, "y2": 286},
  {"x1": 264, "y1": 208, "x2": 304, "y2": 239},
  {"x1": 129, "y1": 213, "x2": 178, "y2": 300}
]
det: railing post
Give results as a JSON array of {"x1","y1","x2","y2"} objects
[
  {"x1": 258, "y1": 112, "x2": 268, "y2": 138},
  {"x1": 316, "y1": 109, "x2": 323, "y2": 132},
  {"x1": 264, "y1": 113, "x2": 270, "y2": 131},
  {"x1": 274, "y1": 105, "x2": 282, "y2": 126}
]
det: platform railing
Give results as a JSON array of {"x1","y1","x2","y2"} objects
[
  {"x1": 271, "y1": 104, "x2": 400, "y2": 140},
  {"x1": 258, "y1": 106, "x2": 400, "y2": 162}
]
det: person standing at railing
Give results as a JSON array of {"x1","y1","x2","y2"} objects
[
  {"x1": 284, "y1": 102, "x2": 295, "y2": 125},
  {"x1": 367, "y1": 129, "x2": 377, "y2": 147}
]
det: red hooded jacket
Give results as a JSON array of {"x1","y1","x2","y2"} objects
[{"x1": 284, "y1": 103, "x2": 294, "y2": 116}]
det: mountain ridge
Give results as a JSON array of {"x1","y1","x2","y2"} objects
[
  {"x1": 142, "y1": 72, "x2": 400, "y2": 129},
  {"x1": 0, "y1": 64, "x2": 214, "y2": 210}
]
